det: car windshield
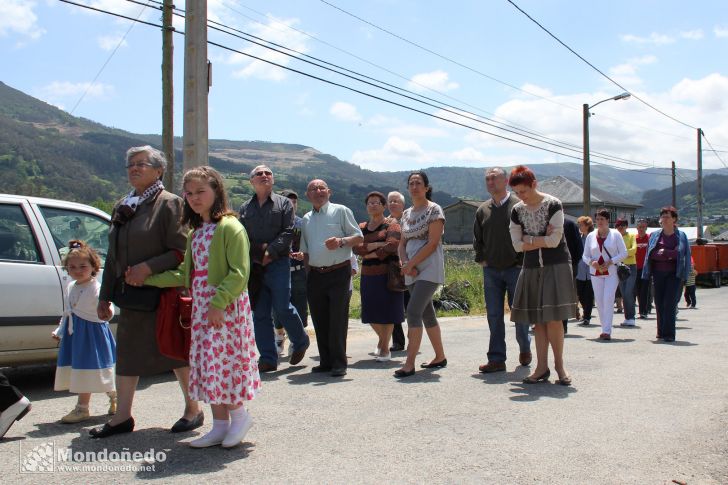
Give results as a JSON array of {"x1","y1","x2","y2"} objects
[{"x1": 38, "y1": 206, "x2": 110, "y2": 265}]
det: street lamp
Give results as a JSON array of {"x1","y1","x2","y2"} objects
[{"x1": 582, "y1": 92, "x2": 631, "y2": 217}]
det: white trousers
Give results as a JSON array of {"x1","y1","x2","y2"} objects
[{"x1": 591, "y1": 272, "x2": 619, "y2": 334}]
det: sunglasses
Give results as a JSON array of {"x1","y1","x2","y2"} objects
[{"x1": 253, "y1": 170, "x2": 272, "y2": 177}]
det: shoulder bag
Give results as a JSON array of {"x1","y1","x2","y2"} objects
[{"x1": 604, "y1": 245, "x2": 631, "y2": 282}]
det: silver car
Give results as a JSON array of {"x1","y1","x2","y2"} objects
[{"x1": 0, "y1": 194, "x2": 115, "y2": 366}]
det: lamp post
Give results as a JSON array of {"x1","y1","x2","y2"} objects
[{"x1": 582, "y1": 92, "x2": 631, "y2": 217}]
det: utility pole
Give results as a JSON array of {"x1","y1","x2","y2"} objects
[
  {"x1": 183, "y1": 0, "x2": 208, "y2": 170},
  {"x1": 582, "y1": 104, "x2": 591, "y2": 217},
  {"x1": 697, "y1": 129, "x2": 704, "y2": 239},
  {"x1": 671, "y1": 161, "x2": 676, "y2": 208},
  {"x1": 161, "y1": 0, "x2": 174, "y2": 189}
]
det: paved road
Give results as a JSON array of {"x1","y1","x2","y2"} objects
[{"x1": 2, "y1": 286, "x2": 727, "y2": 484}]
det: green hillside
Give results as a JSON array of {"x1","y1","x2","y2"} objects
[{"x1": 3, "y1": 79, "x2": 724, "y2": 222}]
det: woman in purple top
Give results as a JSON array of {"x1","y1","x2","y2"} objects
[{"x1": 641, "y1": 206, "x2": 691, "y2": 342}]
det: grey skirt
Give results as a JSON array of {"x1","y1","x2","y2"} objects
[
  {"x1": 116, "y1": 308, "x2": 187, "y2": 376},
  {"x1": 510, "y1": 263, "x2": 578, "y2": 324}
]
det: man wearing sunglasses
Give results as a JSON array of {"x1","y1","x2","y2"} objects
[{"x1": 239, "y1": 165, "x2": 310, "y2": 372}]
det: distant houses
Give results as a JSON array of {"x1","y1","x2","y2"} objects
[{"x1": 442, "y1": 176, "x2": 642, "y2": 245}]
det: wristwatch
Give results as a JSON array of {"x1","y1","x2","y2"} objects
[{"x1": 338, "y1": 238, "x2": 345, "y2": 248}]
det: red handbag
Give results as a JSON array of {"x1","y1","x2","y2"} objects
[
  {"x1": 156, "y1": 288, "x2": 192, "y2": 362},
  {"x1": 155, "y1": 250, "x2": 192, "y2": 362}
]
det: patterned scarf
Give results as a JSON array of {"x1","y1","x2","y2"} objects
[
  {"x1": 113, "y1": 179, "x2": 165, "y2": 226},
  {"x1": 122, "y1": 179, "x2": 164, "y2": 213}
]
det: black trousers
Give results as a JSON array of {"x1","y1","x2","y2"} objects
[
  {"x1": 0, "y1": 370, "x2": 24, "y2": 412},
  {"x1": 636, "y1": 273, "x2": 653, "y2": 316},
  {"x1": 307, "y1": 265, "x2": 351, "y2": 369},
  {"x1": 391, "y1": 290, "x2": 410, "y2": 347},
  {"x1": 576, "y1": 279, "x2": 594, "y2": 320},
  {"x1": 684, "y1": 285, "x2": 697, "y2": 307}
]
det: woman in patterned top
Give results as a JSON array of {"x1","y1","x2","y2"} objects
[
  {"x1": 353, "y1": 191, "x2": 405, "y2": 362},
  {"x1": 508, "y1": 166, "x2": 577, "y2": 386},
  {"x1": 394, "y1": 171, "x2": 447, "y2": 378}
]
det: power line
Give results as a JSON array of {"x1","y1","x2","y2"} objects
[
  {"x1": 61, "y1": 0, "x2": 680, "y2": 173},
  {"x1": 315, "y1": 0, "x2": 704, "y2": 148},
  {"x1": 61, "y1": 0, "x2": 589, "y2": 162},
  {"x1": 701, "y1": 132, "x2": 728, "y2": 171},
  {"x1": 68, "y1": 1, "x2": 150, "y2": 114},
  {"x1": 135, "y1": 0, "x2": 656, "y2": 168},
  {"x1": 317, "y1": 0, "x2": 578, "y2": 112},
  {"x1": 504, "y1": 0, "x2": 697, "y2": 131}
]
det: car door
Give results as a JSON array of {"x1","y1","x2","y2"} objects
[{"x1": 0, "y1": 199, "x2": 65, "y2": 354}]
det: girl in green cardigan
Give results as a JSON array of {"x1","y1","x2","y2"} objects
[{"x1": 144, "y1": 166, "x2": 260, "y2": 449}]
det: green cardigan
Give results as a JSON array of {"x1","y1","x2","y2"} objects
[{"x1": 145, "y1": 215, "x2": 250, "y2": 310}]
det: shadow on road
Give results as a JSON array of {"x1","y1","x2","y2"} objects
[
  {"x1": 470, "y1": 369, "x2": 530, "y2": 384},
  {"x1": 348, "y1": 359, "x2": 402, "y2": 370},
  {"x1": 586, "y1": 338, "x2": 636, "y2": 343},
  {"x1": 650, "y1": 340, "x2": 697, "y2": 346},
  {"x1": 509, "y1": 381, "x2": 577, "y2": 401}
]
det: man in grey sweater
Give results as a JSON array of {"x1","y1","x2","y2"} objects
[{"x1": 473, "y1": 167, "x2": 532, "y2": 373}]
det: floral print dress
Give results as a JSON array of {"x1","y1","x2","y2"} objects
[{"x1": 188, "y1": 222, "x2": 260, "y2": 405}]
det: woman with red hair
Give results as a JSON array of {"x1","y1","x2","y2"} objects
[{"x1": 508, "y1": 166, "x2": 577, "y2": 386}]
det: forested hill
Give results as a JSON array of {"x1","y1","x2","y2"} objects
[
  {"x1": 640, "y1": 173, "x2": 728, "y2": 217},
  {"x1": 2, "y1": 79, "x2": 723, "y2": 220}
]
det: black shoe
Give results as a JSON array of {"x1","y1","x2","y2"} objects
[
  {"x1": 522, "y1": 369, "x2": 550, "y2": 384},
  {"x1": 330, "y1": 368, "x2": 347, "y2": 377},
  {"x1": 394, "y1": 368, "x2": 415, "y2": 378},
  {"x1": 311, "y1": 365, "x2": 332, "y2": 373},
  {"x1": 171, "y1": 412, "x2": 204, "y2": 433},
  {"x1": 578, "y1": 319, "x2": 590, "y2": 327},
  {"x1": 90, "y1": 417, "x2": 135, "y2": 438},
  {"x1": 420, "y1": 358, "x2": 447, "y2": 369},
  {"x1": 389, "y1": 344, "x2": 405, "y2": 352}
]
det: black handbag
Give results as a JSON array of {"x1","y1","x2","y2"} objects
[
  {"x1": 387, "y1": 260, "x2": 406, "y2": 292},
  {"x1": 112, "y1": 277, "x2": 161, "y2": 312},
  {"x1": 604, "y1": 246, "x2": 631, "y2": 282}
]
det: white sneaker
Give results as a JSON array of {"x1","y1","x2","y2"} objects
[
  {"x1": 375, "y1": 352, "x2": 391, "y2": 362},
  {"x1": 189, "y1": 434, "x2": 224, "y2": 448},
  {"x1": 0, "y1": 396, "x2": 31, "y2": 438},
  {"x1": 620, "y1": 319, "x2": 636, "y2": 327},
  {"x1": 373, "y1": 347, "x2": 381, "y2": 357},
  {"x1": 222, "y1": 415, "x2": 253, "y2": 448},
  {"x1": 275, "y1": 334, "x2": 286, "y2": 356}
]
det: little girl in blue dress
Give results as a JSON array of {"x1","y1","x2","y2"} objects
[{"x1": 52, "y1": 240, "x2": 116, "y2": 423}]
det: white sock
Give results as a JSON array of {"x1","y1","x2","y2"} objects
[
  {"x1": 227, "y1": 407, "x2": 249, "y2": 435},
  {"x1": 202, "y1": 419, "x2": 230, "y2": 441}
]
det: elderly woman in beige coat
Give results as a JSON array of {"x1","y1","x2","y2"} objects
[{"x1": 91, "y1": 146, "x2": 202, "y2": 438}]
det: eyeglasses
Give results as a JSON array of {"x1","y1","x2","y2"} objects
[
  {"x1": 125, "y1": 161, "x2": 154, "y2": 170},
  {"x1": 366, "y1": 200, "x2": 383, "y2": 206},
  {"x1": 253, "y1": 170, "x2": 273, "y2": 177}
]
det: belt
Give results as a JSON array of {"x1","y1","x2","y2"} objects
[
  {"x1": 290, "y1": 265, "x2": 304, "y2": 272},
  {"x1": 309, "y1": 260, "x2": 350, "y2": 274}
]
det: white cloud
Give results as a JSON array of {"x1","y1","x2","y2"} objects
[
  {"x1": 620, "y1": 32, "x2": 675, "y2": 45},
  {"x1": 37, "y1": 81, "x2": 115, "y2": 100},
  {"x1": 466, "y1": 74, "x2": 728, "y2": 170},
  {"x1": 97, "y1": 34, "x2": 127, "y2": 51},
  {"x1": 367, "y1": 114, "x2": 449, "y2": 138},
  {"x1": 330, "y1": 102, "x2": 361, "y2": 122},
  {"x1": 715, "y1": 25, "x2": 728, "y2": 38},
  {"x1": 228, "y1": 15, "x2": 311, "y2": 81},
  {"x1": 407, "y1": 70, "x2": 459, "y2": 93},
  {"x1": 0, "y1": 0, "x2": 44, "y2": 40},
  {"x1": 680, "y1": 29, "x2": 704, "y2": 40},
  {"x1": 671, "y1": 73, "x2": 728, "y2": 111},
  {"x1": 609, "y1": 55, "x2": 658, "y2": 87},
  {"x1": 351, "y1": 137, "x2": 429, "y2": 170}
]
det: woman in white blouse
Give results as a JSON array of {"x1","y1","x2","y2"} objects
[{"x1": 582, "y1": 208, "x2": 628, "y2": 340}]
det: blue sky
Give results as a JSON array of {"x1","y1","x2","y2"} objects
[{"x1": 2, "y1": 0, "x2": 728, "y2": 173}]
